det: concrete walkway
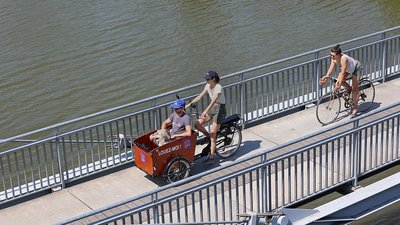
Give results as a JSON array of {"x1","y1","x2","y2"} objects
[{"x1": 1, "y1": 78, "x2": 400, "y2": 225}]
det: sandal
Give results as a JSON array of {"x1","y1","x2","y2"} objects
[{"x1": 350, "y1": 108, "x2": 358, "y2": 118}]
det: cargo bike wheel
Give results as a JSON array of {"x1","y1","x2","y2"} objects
[{"x1": 164, "y1": 157, "x2": 191, "y2": 183}]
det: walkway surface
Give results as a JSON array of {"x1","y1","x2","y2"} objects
[{"x1": 1, "y1": 78, "x2": 400, "y2": 225}]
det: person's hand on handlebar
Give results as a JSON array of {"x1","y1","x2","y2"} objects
[
  {"x1": 184, "y1": 104, "x2": 190, "y2": 110},
  {"x1": 185, "y1": 103, "x2": 196, "y2": 110},
  {"x1": 319, "y1": 76, "x2": 329, "y2": 85}
]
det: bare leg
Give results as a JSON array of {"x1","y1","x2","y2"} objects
[
  {"x1": 195, "y1": 115, "x2": 211, "y2": 137},
  {"x1": 209, "y1": 122, "x2": 221, "y2": 159},
  {"x1": 351, "y1": 75, "x2": 361, "y2": 116},
  {"x1": 337, "y1": 73, "x2": 352, "y2": 92},
  {"x1": 342, "y1": 82, "x2": 352, "y2": 92}
]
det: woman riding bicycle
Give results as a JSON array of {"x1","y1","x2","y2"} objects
[
  {"x1": 186, "y1": 71, "x2": 226, "y2": 165},
  {"x1": 320, "y1": 44, "x2": 363, "y2": 117}
]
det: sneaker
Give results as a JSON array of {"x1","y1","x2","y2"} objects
[{"x1": 203, "y1": 156, "x2": 214, "y2": 165}]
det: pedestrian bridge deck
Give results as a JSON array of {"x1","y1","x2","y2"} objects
[{"x1": 0, "y1": 78, "x2": 400, "y2": 225}]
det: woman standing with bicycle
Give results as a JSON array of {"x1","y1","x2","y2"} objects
[
  {"x1": 186, "y1": 71, "x2": 226, "y2": 165},
  {"x1": 320, "y1": 44, "x2": 363, "y2": 117}
]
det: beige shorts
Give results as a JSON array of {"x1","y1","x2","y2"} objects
[{"x1": 209, "y1": 104, "x2": 226, "y2": 124}]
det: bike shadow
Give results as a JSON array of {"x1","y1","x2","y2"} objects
[
  {"x1": 333, "y1": 111, "x2": 352, "y2": 124},
  {"x1": 366, "y1": 102, "x2": 381, "y2": 111},
  {"x1": 332, "y1": 102, "x2": 381, "y2": 123},
  {"x1": 219, "y1": 140, "x2": 262, "y2": 162},
  {"x1": 189, "y1": 140, "x2": 261, "y2": 175}
]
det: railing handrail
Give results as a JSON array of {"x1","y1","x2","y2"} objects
[{"x1": 2, "y1": 26, "x2": 399, "y2": 145}]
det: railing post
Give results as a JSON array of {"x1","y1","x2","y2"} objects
[
  {"x1": 352, "y1": 119, "x2": 360, "y2": 187},
  {"x1": 152, "y1": 193, "x2": 159, "y2": 223},
  {"x1": 239, "y1": 73, "x2": 245, "y2": 124},
  {"x1": 315, "y1": 51, "x2": 321, "y2": 100},
  {"x1": 261, "y1": 153, "x2": 268, "y2": 212},
  {"x1": 152, "y1": 99, "x2": 158, "y2": 130},
  {"x1": 54, "y1": 127, "x2": 65, "y2": 189},
  {"x1": 381, "y1": 33, "x2": 387, "y2": 83}
]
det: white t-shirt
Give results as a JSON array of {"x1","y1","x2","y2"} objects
[
  {"x1": 204, "y1": 83, "x2": 226, "y2": 104},
  {"x1": 337, "y1": 54, "x2": 358, "y2": 74}
]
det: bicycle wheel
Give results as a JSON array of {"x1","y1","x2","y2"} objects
[
  {"x1": 357, "y1": 79, "x2": 375, "y2": 112},
  {"x1": 215, "y1": 124, "x2": 242, "y2": 158},
  {"x1": 164, "y1": 157, "x2": 190, "y2": 183},
  {"x1": 316, "y1": 92, "x2": 342, "y2": 125}
]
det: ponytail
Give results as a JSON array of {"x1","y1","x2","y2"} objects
[
  {"x1": 331, "y1": 44, "x2": 342, "y2": 55},
  {"x1": 214, "y1": 74, "x2": 220, "y2": 83}
]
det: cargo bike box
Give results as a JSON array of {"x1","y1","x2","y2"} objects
[{"x1": 133, "y1": 129, "x2": 197, "y2": 183}]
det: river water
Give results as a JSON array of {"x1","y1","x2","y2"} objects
[{"x1": 0, "y1": 0, "x2": 399, "y2": 223}]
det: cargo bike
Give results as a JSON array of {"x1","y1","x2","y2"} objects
[{"x1": 133, "y1": 114, "x2": 243, "y2": 183}]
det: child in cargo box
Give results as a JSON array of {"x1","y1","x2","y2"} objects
[{"x1": 150, "y1": 99, "x2": 192, "y2": 146}]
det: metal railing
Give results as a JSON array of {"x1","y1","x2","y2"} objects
[
  {"x1": 1, "y1": 26, "x2": 400, "y2": 205},
  {"x1": 61, "y1": 102, "x2": 400, "y2": 225}
]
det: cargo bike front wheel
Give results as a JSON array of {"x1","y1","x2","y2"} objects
[{"x1": 164, "y1": 157, "x2": 191, "y2": 183}]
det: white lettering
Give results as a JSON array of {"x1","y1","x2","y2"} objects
[{"x1": 157, "y1": 144, "x2": 181, "y2": 156}]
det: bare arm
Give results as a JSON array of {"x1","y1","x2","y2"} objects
[
  {"x1": 335, "y1": 57, "x2": 349, "y2": 90},
  {"x1": 170, "y1": 124, "x2": 192, "y2": 139},
  {"x1": 185, "y1": 89, "x2": 207, "y2": 109},
  {"x1": 202, "y1": 93, "x2": 220, "y2": 116},
  {"x1": 161, "y1": 118, "x2": 171, "y2": 130},
  {"x1": 320, "y1": 60, "x2": 336, "y2": 85}
]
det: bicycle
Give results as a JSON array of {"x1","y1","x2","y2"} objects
[{"x1": 316, "y1": 76, "x2": 375, "y2": 125}]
